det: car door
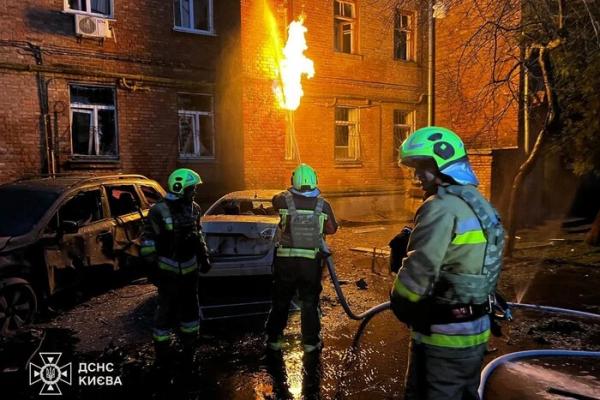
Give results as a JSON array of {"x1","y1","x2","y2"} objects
[
  {"x1": 42, "y1": 188, "x2": 115, "y2": 293},
  {"x1": 104, "y1": 184, "x2": 145, "y2": 261}
]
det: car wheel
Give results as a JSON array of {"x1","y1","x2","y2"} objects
[{"x1": 0, "y1": 282, "x2": 38, "y2": 336}]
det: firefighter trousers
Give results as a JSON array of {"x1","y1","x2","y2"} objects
[
  {"x1": 265, "y1": 257, "x2": 323, "y2": 346},
  {"x1": 152, "y1": 270, "x2": 200, "y2": 346},
  {"x1": 404, "y1": 339, "x2": 487, "y2": 400}
]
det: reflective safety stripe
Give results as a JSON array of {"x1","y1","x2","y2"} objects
[
  {"x1": 152, "y1": 328, "x2": 172, "y2": 342},
  {"x1": 430, "y1": 315, "x2": 490, "y2": 335},
  {"x1": 451, "y1": 230, "x2": 486, "y2": 245},
  {"x1": 140, "y1": 244, "x2": 156, "y2": 256},
  {"x1": 393, "y1": 278, "x2": 421, "y2": 302},
  {"x1": 412, "y1": 329, "x2": 490, "y2": 348},
  {"x1": 179, "y1": 320, "x2": 200, "y2": 334},
  {"x1": 455, "y1": 217, "x2": 481, "y2": 234},
  {"x1": 163, "y1": 217, "x2": 173, "y2": 231},
  {"x1": 276, "y1": 247, "x2": 319, "y2": 259},
  {"x1": 158, "y1": 256, "x2": 198, "y2": 274}
]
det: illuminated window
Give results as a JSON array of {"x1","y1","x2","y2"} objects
[
  {"x1": 334, "y1": 0, "x2": 356, "y2": 54},
  {"x1": 64, "y1": 0, "x2": 113, "y2": 17},
  {"x1": 335, "y1": 107, "x2": 360, "y2": 161},
  {"x1": 393, "y1": 110, "x2": 414, "y2": 161},
  {"x1": 394, "y1": 10, "x2": 415, "y2": 61},
  {"x1": 174, "y1": 0, "x2": 214, "y2": 34},
  {"x1": 70, "y1": 85, "x2": 118, "y2": 157},
  {"x1": 178, "y1": 94, "x2": 215, "y2": 159}
]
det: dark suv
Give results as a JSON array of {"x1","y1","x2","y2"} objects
[{"x1": 0, "y1": 174, "x2": 166, "y2": 335}]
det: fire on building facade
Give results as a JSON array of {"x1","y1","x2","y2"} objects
[{"x1": 0, "y1": 0, "x2": 518, "y2": 217}]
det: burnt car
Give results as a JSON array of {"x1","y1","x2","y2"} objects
[
  {"x1": 0, "y1": 174, "x2": 165, "y2": 335},
  {"x1": 201, "y1": 190, "x2": 283, "y2": 278}
]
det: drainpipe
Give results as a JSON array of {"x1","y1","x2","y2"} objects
[
  {"x1": 427, "y1": 0, "x2": 435, "y2": 126},
  {"x1": 523, "y1": 47, "x2": 530, "y2": 154}
]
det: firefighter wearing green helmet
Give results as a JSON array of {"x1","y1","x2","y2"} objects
[
  {"x1": 265, "y1": 163, "x2": 338, "y2": 353},
  {"x1": 140, "y1": 168, "x2": 211, "y2": 373},
  {"x1": 390, "y1": 127, "x2": 505, "y2": 400}
]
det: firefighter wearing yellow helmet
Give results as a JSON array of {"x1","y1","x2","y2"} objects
[
  {"x1": 390, "y1": 127, "x2": 505, "y2": 399},
  {"x1": 265, "y1": 164, "x2": 339, "y2": 353},
  {"x1": 141, "y1": 168, "x2": 211, "y2": 374}
]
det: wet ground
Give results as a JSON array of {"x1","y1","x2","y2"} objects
[{"x1": 1, "y1": 219, "x2": 599, "y2": 399}]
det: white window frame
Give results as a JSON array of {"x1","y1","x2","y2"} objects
[
  {"x1": 178, "y1": 108, "x2": 215, "y2": 160},
  {"x1": 173, "y1": 0, "x2": 215, "y2": 35},
  {"x1": 63, "y1": 0, "x2": 114, "y2": 18},
  {"x1": 70, "y1": 101, "x2": 118, "y2": 157},
  {"x1": 334, "y1": 0, "x2": 356, "y2": 54},
  {"x1": 335, "y1": 107, "x2": 360, "y2": 161},
  {"x1": 393, "y1": 109, "x2": 415, "y2": 161},
  {"x1": 394, "y1": 10, "x2": 416, "y2": 61}
]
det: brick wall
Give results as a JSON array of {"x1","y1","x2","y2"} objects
[
  {"x1": 240, "y1": 0, "x2": 428, "y2": 205},
  {"x1": 0, "y1": 0, "x2": 242, "y2": 200}
]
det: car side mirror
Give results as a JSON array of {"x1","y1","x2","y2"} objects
[{"x1": 61, "y1": 220, "x2": 79, "y2": 234}]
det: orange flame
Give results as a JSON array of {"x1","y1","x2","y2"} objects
[{"x1": 274, "y1": 17, "x2": 315, "y2": 111}]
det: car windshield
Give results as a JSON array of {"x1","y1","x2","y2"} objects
[
  {"x1": 206, "y1": 199, "x2": 278, "y2": 216},
  {"x1": 0, "y1": 187, "x2": 59, "y2": 236}
]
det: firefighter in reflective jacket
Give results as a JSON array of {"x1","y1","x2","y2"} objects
[
  {"x1": 140, "y1": 168, "x2": 211, "y2": 367},
  {"x1": 391, "y1": 127, "x2": 505, "y2": 400},
  {"x1": 265, "y1": 164, "x2": 338, "y2": 353}
]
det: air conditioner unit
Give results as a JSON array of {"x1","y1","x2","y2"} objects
[{"x1": 75, "y1": 14, "x2": 112, "y2": 39}]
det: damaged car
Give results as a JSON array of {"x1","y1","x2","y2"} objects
[{"x1": 0, "y1": 174, "x2": 165, "y2": 335}]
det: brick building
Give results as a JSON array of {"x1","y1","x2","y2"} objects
[{"x1": 0, "y1": 0, "x2": 519, "y2": 218}]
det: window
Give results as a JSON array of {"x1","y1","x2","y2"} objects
[
  {"x1": 140, "y1": 186, "x2": 162, "y2": 207},
  {"x1": 59, "y1": 190, "x2": 104, "y2": 227},
  {"x1": 70, "y1": 85, "x2": 118, "y2": 157},
  {"x1": 178, "y1": 94, "x2": 215, "y2": 159},
  {"x1": 393, "y1": 110, "x2": 414, "y2": 160},
  {"x1": 334, "y1": 1, "x2": 356, "y2": 54},
  {"x1": 174, "y1": 0, "x2": 214, "y2": 33},
  {"x1": 394, "y1": 10, "x2": 415, "y2": 61},
  {"x1": 105, "y1": 185, "x2": 141, "y2": 216},
  {"x1": 335, "y1": 107, "x2": 360, "y2": 161},
  {"x1": 65, "y1": 0, "x2": 113, "y2": 17}
]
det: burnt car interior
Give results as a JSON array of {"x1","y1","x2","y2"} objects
[{"x1": 208, "y1": 200, "x2": 278, "y2": 216}]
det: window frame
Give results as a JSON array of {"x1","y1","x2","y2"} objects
[
  {"x1": 394, "y1": 9, "x2": 416, "y2": 62},
  {"x1": 69, "y1": 84, "x2": 119, "y2": 159},
  {"x1": 334, "y1": 106, "x2": 361, "y2": 162},
  {"x1": 393, "y1": 109, "x2": 415, "y2": 161},
  {"x1": 177, "y1": 93, "x2": 216, "y2": 160},
  {"x1": 173, "y1": 0, "x2": 215, "y2": 36},
  {"x1": 334, "y1": 0, "x2": 356, "y2": 54},
  {"x1": 63, "y1": 0, "x2": 115, "y2": 18}
]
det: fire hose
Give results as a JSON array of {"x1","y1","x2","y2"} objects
[
  {"x1": 322, "y1": 242, "x2": 600, "y2": 398},
  {"x1": 321, "y1": 242, "x2": 391, "y2": 321}
]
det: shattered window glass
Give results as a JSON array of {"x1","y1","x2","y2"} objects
[
  {"x1": 394, "y1": 10, "x2": 414, "y2": 61},
  {"x1": 59, "y1": 190, "x2": 104, "y2": 227},
  {"x1": 106, "y1": 185, "x2": 141, "y2": 217},
  {"x1": 178, "y1": 94, "x2": 215, "y2": 159},
  {"x1": 70, "y1": 85, "x2": 118, "y2": 157},
  {"x1": 334, "y1": 1, "x2": 355, "y2": 53}
]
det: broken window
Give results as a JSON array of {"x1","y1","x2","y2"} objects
[
  {"x1": 140, "y1": 185, "x2": 162, "y2": 207},
  {"x1": 178, "y1": 94, "x2": 215, "y2": 159},
  {"x1": 59, "y1": 190, "x2": 104, "y2": 227},
  {"x1": 394, "y1": 10, "x2": 415, "y2": 61},
  {"x1": 334, "y1": 0, "x2": 356, "y2": 54},
  {"x1": 106, "y1": 185, "x2": 141, "y2": 217},
  {"x1": 335, "y1": 107, "x2": 360, "y2": 161},
  {"x1": 70, "y1": 85, "x2": 118, "y2": 157},
  {"x1": 66, "y1": 0, "x2": 113, "y2": 16},
  {"x1": 174, "y1": 0, "x2": 213, "y2": 33},
  {"x1": 393, "y1": 110, "x2": 415, "y2": 161}
]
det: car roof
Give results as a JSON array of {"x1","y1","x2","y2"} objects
[
  {"x1": 1, "y1": 174, "x2": 154, "y2": 194},
  {"x1": 218, "y1": 190, "x2": 284, "y2": 201}
]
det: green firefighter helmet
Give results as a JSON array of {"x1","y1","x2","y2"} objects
[
  {"x1": 291, "y1": 163, "x2": 318, "y2": 191},
  {"x1": 399, "y1": 126, "x2": 466, "y2": 169},
  {"x1": 167, "y1": 168, "x2": 202, "y2": 197}
]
